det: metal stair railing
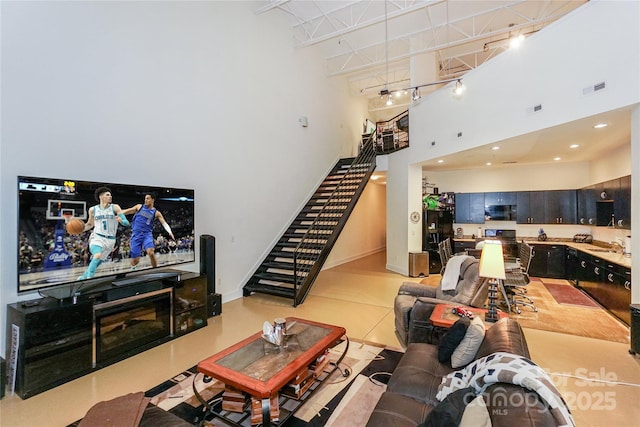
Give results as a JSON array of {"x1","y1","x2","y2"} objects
[{"x1": 292, "y1": 135, "x2": 377, "y2": 306}]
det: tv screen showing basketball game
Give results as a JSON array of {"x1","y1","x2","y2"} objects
[{"x1": 18, "y1": 176, "x2": 195, "y2": 295}]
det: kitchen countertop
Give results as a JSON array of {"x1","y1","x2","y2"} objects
[{"x1": 453, "y1": 237, "x2": 631, "y2": 269}]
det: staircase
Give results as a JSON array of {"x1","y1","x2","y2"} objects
[{"x1": 243, "y1": 137, "x2": 377, "y2": 306}]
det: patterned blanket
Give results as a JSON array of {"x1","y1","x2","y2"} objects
[{"x1": 437, "y1": 352, "x2": 575, "y2": 427}]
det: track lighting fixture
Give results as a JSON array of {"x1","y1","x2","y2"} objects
[
  {"x1": 453, "y1": 79, "x2": 465, "y2": 96},
  {"x1": 378, "y1": 77, "x2": 464, "y2": 101}
]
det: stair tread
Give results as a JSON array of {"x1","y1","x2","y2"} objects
[{"x1": 243, "y1": 153, "x2": 375, "y2": 305}]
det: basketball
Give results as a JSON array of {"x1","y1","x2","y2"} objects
[{"x1": 66, "y1": 218, "x2": 85, "y2": 235}]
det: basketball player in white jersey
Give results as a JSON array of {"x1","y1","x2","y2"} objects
[{"x1": 77, "y1": 186, "x2": 130, "y2": 280}]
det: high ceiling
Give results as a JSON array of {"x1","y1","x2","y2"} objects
[
  {"x1": 255, "y1": 0, "x2": 586, "y2": 110},
  {"x1": 255, "y1": 1, "x2": 631, "y2": 172}
]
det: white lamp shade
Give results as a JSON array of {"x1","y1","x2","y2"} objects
[{"x1": 478, "y1": 241, "x2": 506, "y2": 279}]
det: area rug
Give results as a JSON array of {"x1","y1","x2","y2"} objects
[
  {"x1": 540, "y1": 280, "x2": 600, "y2": 308},
  {"x1": 88, "y1": 343, "x2": 403, "y2": 427}
]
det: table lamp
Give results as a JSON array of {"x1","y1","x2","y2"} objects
[{"x1": 478, "y1": 240, "x2": 506, "y2": 322}]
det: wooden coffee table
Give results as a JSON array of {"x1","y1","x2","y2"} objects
[
  {"x1": 197, "y1": 317, "x2": 346, "y2": 426},
  {"x1": 430, "y1": 303, "x2": 509, "y2": 328}
]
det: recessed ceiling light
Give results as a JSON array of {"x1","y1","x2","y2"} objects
[
  {"x1": 594, "y1": 123, "x2": 608, "y2": 129},
  {"x1": 486, "y1": 162, "x2": 492, "y2": 166},
  {"x1": 370, "y1": 175, "x2": 379, "y2": 180},
  {"x1": 570, "y1": 144, "x2": 580, "y2": 149},
  {"x1": 553, "y1": 157, "x2": 561, "y2": 161},
  {"x1": 437, "y1": 159, "x2": 444, "y2": 163},
  {"x1": 491, "y1": 146, "x2": 501, "y2": 151}
]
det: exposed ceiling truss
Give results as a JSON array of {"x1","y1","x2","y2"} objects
[{"x1": 255, "y1": 1, "x2": 586, "y2": 101}]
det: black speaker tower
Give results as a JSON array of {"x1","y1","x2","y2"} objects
[{"x1": 200, "y1": 234, "x2": 221, "y2": 317}]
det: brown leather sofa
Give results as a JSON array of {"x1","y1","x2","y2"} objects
[
  {"x1": 395, "y1": 256, "x2": 489, "y2": 346},
  {"x1": 367, "y1": 318, "x2": 564, "y2": 427}
]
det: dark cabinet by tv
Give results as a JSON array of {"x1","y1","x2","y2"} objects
[
  {"x1": 6, "y1": 299, "x2": 93, "y2": 399},
  {"x1": 529, "y1": 244, "x2": 565, "y2": 279},
  {"x1": 5, "y1": 275, "x2": 207, "y2": 399},
  {"x1": 174, "y1": 275, "x2": 208, "y2": 337},
  {"x1": 454, "y1": 193, "x2": 485, "y2": 224}
]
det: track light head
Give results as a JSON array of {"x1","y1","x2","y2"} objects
[{"x1": 412, "y1": 88, "x2": 421, "y2": 101}]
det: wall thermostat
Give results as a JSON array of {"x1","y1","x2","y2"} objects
[{"x1": 298, "y1": 116, "x2": 308, "y2": 127}]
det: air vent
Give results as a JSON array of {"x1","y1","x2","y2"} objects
[
  {"x1": 583, "y1": 81, "x2": 606, "y2": 95},
  {"x1": 502, "y1": 161, "x2": 517, "y2": 164}
]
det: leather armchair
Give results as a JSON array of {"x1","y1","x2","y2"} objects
[{"x1": 394, "y1": 256, "x2": 489, "y2": 346}]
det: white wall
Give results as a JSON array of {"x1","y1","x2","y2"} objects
[
  {"x1": 0, "y1": 1, "x2": 369, "y2": 356},
  {"x1": 386, "y1": 1, "x2": 639, "y2": 273},
  {"x1": 427, "y1": 162, "x2": 592, "y2": 193},
  {"x1": 323, "y1": 181, "x2": 386, "y2": 269},
  {"x1": 590, "y1": 143, "x2": 633, "y2": 184}
]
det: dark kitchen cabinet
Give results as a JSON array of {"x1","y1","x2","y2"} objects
[
  {"x1": 484, "y1": 192, "x2": 516, "y2": 205},
  {"x1": 565, "y1": 247, "x2": 578, "y2": 283},
  {"x1": 577, "y1": 251, "x2": 631, "y2": 325},
  {"x1": 544, "y1": 190, "x2": 577, "y2": 224},
  {"x1": 516, "y1": 191, "x2": 545, "y2": 224},
  {"x1": 454, "y1": 193, "x2": 485, "y2": 224},
  {"x1": 615, "y1": 175, "x2": 631, "y2": 229},
  {"x1": 518, "y1": 190, "x2": 576, "y2": 225},
  {"x1": 528, "y1": 244, "x2": 565, "y2": 279},
  {"x1": 577, "y1": 185, "x2": 597, "y2": 225},
  {"x1": 599, "y1": 261, "x2": 631, "y2": 324}
]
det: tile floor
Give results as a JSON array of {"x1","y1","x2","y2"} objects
[{"x1": 1, "y1": 251, "x2": 639, "y2": 426}]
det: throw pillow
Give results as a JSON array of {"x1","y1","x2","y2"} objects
[
  {"x1": 437, "y1": 317, "x2": 471, "y2": 363},
  {"x1": 419, "y1": 386, "x2": 476, "y2": 427},
  {"x1": 451, "y1": 315, "x2": 486, "y2": 368},
  {"x1": 459, "y1": 395, "x2": 491, "y2": 427}
]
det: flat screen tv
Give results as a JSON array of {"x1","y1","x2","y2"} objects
[{"x1": 18, "y1": 176, "x2": 195, "y2": 295}]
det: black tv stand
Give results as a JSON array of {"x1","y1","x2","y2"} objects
[{"x1": 7, "y1": 271, "x2": 208, "y2": 399}]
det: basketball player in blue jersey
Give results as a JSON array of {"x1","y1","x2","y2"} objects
[
  {"x1": 122, "y1": 192, "x2": 175, "y2": 269},
  {"x1": 77, "y1": 186, "x2": 130, "y2": 280}
]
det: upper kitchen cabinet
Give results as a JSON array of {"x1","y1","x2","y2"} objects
[
  {"x1": 615, "y1": 175, "x2": 631, "y2": 229},
  {"x1": 454, "y1": 192, "x2": 485, "y2": 224},
  {"x1": 577, "y1": 185, "x2": 597, "y2": 226},
  {"x1": 516, "y1": 191, "x2": 545, "y2": 224},
  {"x1": 544, "y1": 190, "x2": 577, "y2": 224},
  {"x1": 484, "y1": 192, "x2": 516, "y2": 205}
]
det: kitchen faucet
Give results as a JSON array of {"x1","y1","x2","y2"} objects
[{"x1": 609, "y1": 240, "x2": 624, "y2": 254}]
